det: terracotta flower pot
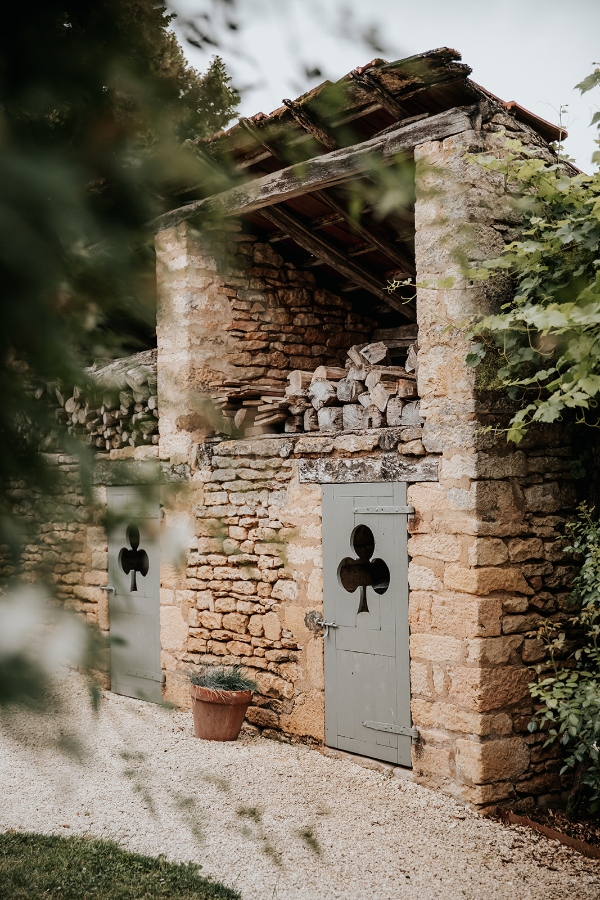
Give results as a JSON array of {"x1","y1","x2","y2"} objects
[{"x1": 190, "y1": 684, "x2": 253, "y2": 741}]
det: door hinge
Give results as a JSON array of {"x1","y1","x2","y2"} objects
[
  {"x1": 362, "y1": 720, "x2": 418, "y2": 739},
  {"x1": 353, "y1": 506, "x2": 414, "y2": 515},
  {"x1": 126, "y1": 669, "x2": 165, "y2": 683}
]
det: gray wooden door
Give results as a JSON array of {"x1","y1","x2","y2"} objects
[
  {"x1": 107, "y1": 486, "x2": 162, "y2": 703},
  {"x1": 322, "y1": 482, "x2": 412, "y2": 766}
]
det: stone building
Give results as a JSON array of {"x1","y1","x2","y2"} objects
[{"x1": 35, "y1": 49, "x2": 580, "y2": 812}]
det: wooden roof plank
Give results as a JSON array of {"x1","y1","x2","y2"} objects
[{"x1": 151, "y1": 104, "x2": 481, "y2": 234}]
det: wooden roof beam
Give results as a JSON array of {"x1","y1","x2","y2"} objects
[
  {"x1": 259, "y1": 204, "x2": 416, "y2": 322},
  {"x1": 282, "y1": 99, "x2": 339, "y2": 150},
  {"x1": 150, "y1": 104, "x2": 484, "y2": 234},
  {"x1": 315, "y1": 189, "x2": 415, "y2": 276},
  {"x1": 350, "y1": 70, "x2": 412, "y2": 119},
  {"x1": 238, "y1": 119, "x2": 411, "y2": 272}
]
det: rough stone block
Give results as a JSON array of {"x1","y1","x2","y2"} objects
[
  {"x1": 279, "y1": 691, "x2": 324, "y2": 740},
  {"x1": 198, "y1": 610, "x2": 222, "y2": 630},
  {"x1": 521, "y1": 638, "x2": 546, "y2": 663},
  {"x1": 408, "y1": 563, "x2": 443, "y2": 591},
  {"x1": 411, "y1": 699, "x2": 513, "y2": 736},
  {"x1": 458, "y1": 781, "x2": 515, "y2": 806},
  {"x1": 245, "y1": 706, "x2": 279, "y2": 728},
  {"x1": 456, "y1": 737, "x2": 530, "y2": 784},
  {"x1": 255, "y1": 671, "x2": 294, "y2": 699},
  {"x1": 410, "y1": 633, "x2": 464, "y2": 663},
  {"x1": 248, "y1": 614, "x2": 264, "y2": 637},
  {"x1": 91, "y1": 551, "x2": 108, "y2": 570},
  {"x1": 467, "y1": 538, "x2": 508, "y2": 567},
  {"x1": 524, "y1": 482, "x2": 561, "y2": 514},
  {"x1": 440, "y1": 453, "x2": 477, "y2": 481},
  {"x1": 501, "y1": 613, "x2": 543, "y2": 634},
  {"x1": 271, "y1": 580, "x2": 298, "y2": 602},
  {"x1": 428, "y1": 594, "x2": 503, "y2": 639},
  {"x1": 160, "y1": 605, "x2": 188, "y2": 651},
  {"x1": 221, "y1": 612, "x2": 248, "y2": 634},
  {"x1": 444, "y1": 564, "x2": 533, "y2": 596},
  {"x1": 412, "y1": 743, "x2": 453, "y2": 782},
  {"x1": 465, "y1": 635, "x2": 523, "y2": 665},
  {"x1": 410, "y1": 661, "x2": 432, "y2": 698},
  {"x1": 507, "y1": 537, "x2": 544, "y2": 562},
  {"x1": 476, "y1": 452, "x2": 527, "y2": 478},
  {"x1": 227, "y1": 640, "x2": 250, "y2": 656},
  {"x1": 333, "y1": 433, "x2": 379, "y2": 453},
  {"x1": 448, "y1": 665, "x2": 531, "y2": 712},
  {"x1": 258, "y1": 612, "x2": 280, "y2": 642},
  {"x1": 401, "y1": 440, "x2": 425, "y2": 455},
  {"x1": 408, "y1": 533, "x2": 462, "y2": 563}
]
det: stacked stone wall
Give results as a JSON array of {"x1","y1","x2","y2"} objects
[
  {"x1": 159, "y1": 427, "x2": 432, "y2": 742},
  {"x1": 155, "y1": 223, "x2": 377, "y2": 464},
  {"x1": 0, "y1": 454, "x2": 110, "y2": 634}
]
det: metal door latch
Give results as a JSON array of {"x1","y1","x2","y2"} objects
[
  {"x1": 362, "y1": 720, "x2": 418, "y2": 739},
  {"x1": 100, "y1": 585, "x2": 115, "y2": 593},
  {"x1": 315, "y1": 617, "x2": 338, "y2": 638}
]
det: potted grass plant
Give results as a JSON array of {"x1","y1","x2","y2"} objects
[{"x1": 189, "y1": 665, "x2": 257, "y2": 741}]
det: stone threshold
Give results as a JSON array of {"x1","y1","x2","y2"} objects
[{"x1": 321, "y1": 745, "x2": 414, "y2": 781}]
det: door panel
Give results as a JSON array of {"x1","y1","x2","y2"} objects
[
  {"x1": 322, "y1": 482, "x2": 412, "y2": 767},
  {"x1": 107, "y1": 486, "x2": 162, "y2": 703}
]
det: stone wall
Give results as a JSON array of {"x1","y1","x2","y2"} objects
[
  {"x1": 155, "y1": 222, "x2": 376, "y2": 464},
  {"x1": 407, "y1": 124, "x2": 577, "y2": 811},
  {"x1": 159, "y1": 427, "x2": 433, "y2": 741},
  {"x1": 0, "y1": 454, "x2": 110, "y2": 635}
]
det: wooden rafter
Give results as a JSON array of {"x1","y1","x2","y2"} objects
[
  {"x1": 281, "y1": 99, "x2": 338, "y2": 150},
  {"x1": 150, "y1": 105, "x2": 481, "y2": 234},
  {"x1": 259, "y1": 204, "x2": 416, "y2": 322},
  {"x1": 314, "y1": 189, "x2": 415, "y2": 276},
  {"x1": 239, "y1": 109, "x2": 415, "y2": 275},
  {"x1": 350, "y1": 70, "x2": 412, "y2": 119}
]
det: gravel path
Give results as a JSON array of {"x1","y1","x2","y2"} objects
[{"x1": 0, "y1": 672, "x2": 598, "y2": 900}]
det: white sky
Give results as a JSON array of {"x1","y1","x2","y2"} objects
[{"x1": 170, "y1": 0, "x2": 600, "y2": 171}]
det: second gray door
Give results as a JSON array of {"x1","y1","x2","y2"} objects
[
  {"x1": 107, "y1": 485, "x2": 162, "y2": 703},
  {"x1": 322, "y1": 482, "x2": 412, "y2": 766}
]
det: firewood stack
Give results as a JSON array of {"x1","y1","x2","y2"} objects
[
  {"x1": 212, "y1": 340, "x2": 420, "y2": 436},
  {"x1": 48, "y1": 350, "x2": 159, "y2": 451}
]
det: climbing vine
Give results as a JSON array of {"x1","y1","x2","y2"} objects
[
  {"x1": 529, "y1": 505, "x2": 600, "y2": 813},
  {"x1": 465, "y1": 67, "x2": 600, "y2": 443}
]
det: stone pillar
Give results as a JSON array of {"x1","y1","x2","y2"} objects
[
  {"x1": 155, "y1": 222, "x2": 237, "y2": 466},
  {"x1": 409, "y1": 128, "x2": 534, "y2": 808}
]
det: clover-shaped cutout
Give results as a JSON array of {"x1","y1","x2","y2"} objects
[
  {"x1": 119, "y1": 524, "x2": 149, "y2": 592},
  {"x1": 337, "y1": 524, "x2": 390, "y2": 615}
]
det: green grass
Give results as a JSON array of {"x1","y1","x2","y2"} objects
[{"x1": 0, "y1": 831, "x2": 240, "y2": 899}]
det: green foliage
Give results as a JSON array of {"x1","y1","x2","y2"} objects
[
  {"x1": 189, "y1": 664, "x2": 257, "y2": 692},
  {"x1": 529, "y1": 504, "x2": 600, "y2": 812},
  {"x1": 0, "y1": 2, "x2": 240, "y2": 711},
  {"x1": 0, "y1": 2, "x2": 239, "y2": 557},
  {"x1": 465, "y1": 69, "x2": 600, "y2": 443},
  {"x1": 0, "y1": 831, "x2": 239, "y2": 899}
]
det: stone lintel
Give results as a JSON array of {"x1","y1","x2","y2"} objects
[
  {"x1": 299, "y1": 454, "x2": 438, "y2": 484},
  {"x1": 93, "y1": 459, "x2": 190, "y2": 485}
]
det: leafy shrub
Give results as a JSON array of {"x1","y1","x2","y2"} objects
[
  {"x1": 529, "y1": 504, "x2": 600, "y2": 813},
  {"x1": 189, "y1": 665, "x2": 257, "y2": 692},
  {"x1": 463, "y1": 67, "x2": 600, "y2": 444}
]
